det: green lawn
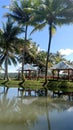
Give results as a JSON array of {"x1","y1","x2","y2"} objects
[
  {"x1": 0, "y1": 79, "x2": 44, "y2": 90},
  {"x1": 1, "y1": 79, "x2": 73, "y2": 91}
]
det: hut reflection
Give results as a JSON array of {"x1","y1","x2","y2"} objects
[{"x1": 18, "y1": 87, "x2": 47, "y2": 97}]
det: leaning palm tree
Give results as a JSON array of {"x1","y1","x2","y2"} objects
[
  {"x1": 0, "y1": 17, "x2": 24, "y2": 80},
  {"x1": 30, "y1": 0, "x2": 73, "y2": 85}
]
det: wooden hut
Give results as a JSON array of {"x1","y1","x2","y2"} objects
[
  {"x1": 50, "y1": 61, "x2": 73, "y2": 81},
  {"x1": 17, "y1": 63, "x2": 38, "y2": 79}
]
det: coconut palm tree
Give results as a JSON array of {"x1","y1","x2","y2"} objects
[
  {"x1": 54, "y1": 51, "x2": 66, "y2": 64},
  {"x1": 0, "y1": 17, "x2": 24, "y2": 80},
  {"x1": 4, "y1": 0, "x2": 36, "y2": 81},
  {"x1": 30, "y1": 0, "x2": 73, "y2": 85}
]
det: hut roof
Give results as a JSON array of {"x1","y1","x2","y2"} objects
[
  {"x1": 51, "y1": 61, "x2": 73, "y2": 70},
  {"x1": 17, "y1": 63, "x2": 38, "y2": 71}
]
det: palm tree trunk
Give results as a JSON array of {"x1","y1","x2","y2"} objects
[
  {"x1": 21, "y1": 25, "x2": 28, "y2": 81},
  {"x1": 4, "y1": 54, "x2": 9, "y2": 80},
  {"x1": 44, "y1": 23, "x2": 52, "y2": 84}
]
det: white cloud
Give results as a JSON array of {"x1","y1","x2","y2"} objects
[
  {"x1": 37, "y1": 47, "x2": 46, "y2": 52},
  {"x1": 59, "y1": 49, "x2": 73, "y2": 56}
]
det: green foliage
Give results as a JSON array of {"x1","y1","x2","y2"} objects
[
  {"x1": 0, "y1": 17, "x2": 24, "y2": 80},
  {"x1": 47, "y1": 80, "x2": 73, "y2": 91}
]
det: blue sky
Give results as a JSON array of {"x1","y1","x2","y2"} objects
[{"x1": 1, "y1": 0, "x2": 73, "y2": 72}]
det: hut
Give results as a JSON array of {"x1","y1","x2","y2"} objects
[
  {"x1": 17, "y1": 63, "x2": 38, "y2": 79},
  {"x1": 50, "y1": 61, "x2": 73, "y2": 80}
]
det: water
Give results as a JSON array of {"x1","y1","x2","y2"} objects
[{"x1": 0, "y1": 86, "x2": 73, "y2": 130}]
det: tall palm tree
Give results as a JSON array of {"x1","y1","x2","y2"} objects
[
  {"x1": 0, "y1": 17, "x2": 24, "y2": 80},
  {"x1": 4, "y1": 0, "x2": 36, "y2": 81},
  {"x1": 30, "y1": 0, "x2": 73, "y2": 84}
]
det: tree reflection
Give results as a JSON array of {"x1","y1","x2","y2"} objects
[
  {"x1": 0, "y1": 90, "x2": 72, "y2": 130},
  {"x1": 0, "y1": 86, "x2": 16, "y2": 123},
  {"x1": 46, "y1": 97, "x2": 51, "y2": 130}
]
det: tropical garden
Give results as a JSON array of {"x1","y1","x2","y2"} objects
[{"x1": 0, "y1": 0, "x2": 73, "y2": 90}]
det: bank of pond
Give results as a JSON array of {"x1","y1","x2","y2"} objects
[
  {"x1": 0, "y1": 84, "x2": 73, "y2": 102},
  {"x1": 48, "y1": 80, "x2": 73, "y2": 91},
  {"x1": 0, "y1": 79, "x2": 73, "y2": 98}
]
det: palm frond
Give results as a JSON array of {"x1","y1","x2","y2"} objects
[
  {"x1": 30, "y1": 22, "x2": 47, "y2": 35},
  {"x1": 9, "y1": 56, "x2": 17, "y2": 66}
]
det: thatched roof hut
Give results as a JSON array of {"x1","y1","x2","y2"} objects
[{"x1": 51, "y1": 61, "x2": 73, "y2": 80}]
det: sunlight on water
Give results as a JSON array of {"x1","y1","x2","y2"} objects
[{"x1": 0, "y1": 86, "x2": 73, "y2": 130}]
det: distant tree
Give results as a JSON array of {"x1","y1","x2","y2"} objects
[
  {"x1": 18, "y1": 40, "x2": 45, "y2": 68},
  {"x1": 18, "y1": 40, "x2": 37, "y2": 63},
  {"x1": 53, "y1": 51, "x2": 66, "y2": 64}
]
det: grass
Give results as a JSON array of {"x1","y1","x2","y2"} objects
[
  {"x1": 47, "y1": 80, "x2": 73, "y2": 91},
  {"x1": 1, "y1": 78, "x2": 73, "y2": 91},
  {"x1": 0, "y1": 79, "x2": 44, "y2": 90}
]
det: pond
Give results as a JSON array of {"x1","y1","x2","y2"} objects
[{"x1": 0, "y1": 86, "x2": 73, "y2": 130}]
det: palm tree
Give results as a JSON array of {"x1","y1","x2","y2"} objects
[
  {"x1": 0, "y1": 17, "x2": 24, "y2": 80},
  {"x1": 30, "y1": 0, "x2": 73, "y2": 84},
  {"x1": 4, "y1": 0, "x2": 36, "y2": 81},
  {"x1": 54, "y1": 51, "x2": 66, "y2": 64}
]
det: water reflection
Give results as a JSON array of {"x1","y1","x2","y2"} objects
[
  {"x1": 0, "y1": 86, "x2": 73, "y2": 130},
  {"x1": 18, "y1": 87, "x2": 48, "y2": 98},
  {"x1": 52, "y1": 91, "x2": 73, "y2": 101}
]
